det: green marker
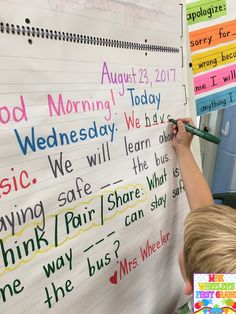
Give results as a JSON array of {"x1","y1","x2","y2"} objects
[{"x1": 169, "y1": 118, "x2": 221, "y2": 145}]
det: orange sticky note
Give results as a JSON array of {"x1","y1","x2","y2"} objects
[{"x1": 190, "y1": 20, "x2": 236, "y2": 52}]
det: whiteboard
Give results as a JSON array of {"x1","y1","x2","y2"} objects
[{"x1": 0, "y1": 1, "x2": 191, "y2": 313}]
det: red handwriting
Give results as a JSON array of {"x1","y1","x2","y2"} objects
[{"x1": 0, "y1": 168, "x2": 37, "y2": 199}]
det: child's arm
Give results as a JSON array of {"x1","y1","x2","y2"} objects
[{"x1": 172, "y1": 118, "x2": 214, "y2": 210}]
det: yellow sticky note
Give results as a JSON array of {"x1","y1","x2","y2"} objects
[{"x1": 192, "y1": 42, "x2": 236, "y2": 74}]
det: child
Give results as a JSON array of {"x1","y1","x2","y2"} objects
[{"x1": 172, "y1": 118, "x2": 236, "y2": 314}]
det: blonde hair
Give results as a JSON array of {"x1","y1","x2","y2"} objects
[{"x1": 184, "y1": 205, "x2": 236, "y2": 284}]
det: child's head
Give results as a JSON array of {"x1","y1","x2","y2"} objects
[{"x1": 180, "y1": 204, "x2": 236, "y2": 294}]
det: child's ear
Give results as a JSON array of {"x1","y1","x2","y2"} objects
[{"x1": 184, "y1": 280, "x2": 193, "y2": 295}]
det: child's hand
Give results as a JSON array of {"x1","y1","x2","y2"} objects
[{"x1": 172, "y1": 118, "x2": 194, "y2": 151}]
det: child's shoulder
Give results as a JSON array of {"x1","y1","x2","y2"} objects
[{"x1": 174, "y1": 298, "x2": 193, "y2": 314}]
